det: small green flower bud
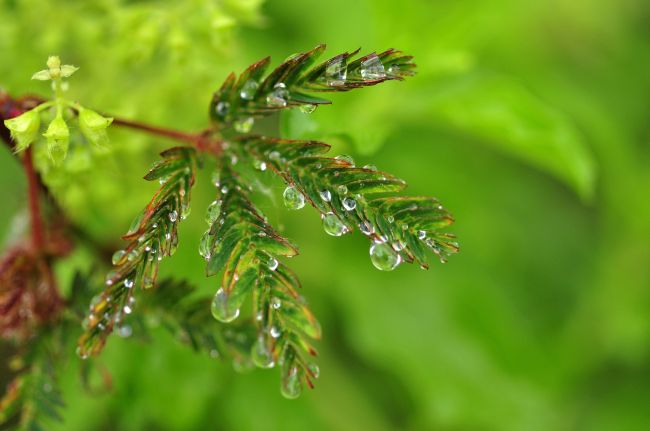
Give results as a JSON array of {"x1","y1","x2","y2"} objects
[
  {"x1": 47, "y1": 56, "x2": 61, "y2": 70},
  {"x1": 43, "y1": 115, "x2": 70, "y2": 164},
  {"x1": 78, "y1": 108, "x2": 113, "y2": 147},
  {"x1": 3, "y1": 109, "x2": 41, "y2": 152}
]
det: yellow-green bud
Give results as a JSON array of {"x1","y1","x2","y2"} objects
[
  {"x1": 43, "y1": 115, "x2": 70, "y2": 164},
  {"x1": 3, "y1": 109, "x2": 40, "y2": 152},
  {"x1": 78, "y1": 108, "x2": 113, "y2": 147}
]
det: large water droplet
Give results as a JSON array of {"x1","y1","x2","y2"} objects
[
  {"x1": 252, "y1": 336, "x2": 275, "y2": 369},
  {"x1": 322, "y1": 212, "x2": 347, "y2": 237},
  {"x1": 124, "y1": 278, "x2": 134, "y2": 288},
  {"x1": 266, "y1": 83, "x2": 289, "y2": 107},
  {"x1": 299, "y1": 104, "x2": 317, "y2": 114},
  {"x1": 211, "y1": 288, "x2": 240, "y2": 322},
  {"x1": 360, "y1": 53, "x2": 386, "y2": 79},
  {"x1": 267, "y1": 256, "x2": 279, "y2": 271},
  {"x1": 270, "y1": 326, "x2": 281, "y2": 338},
  {"x1": 199, "y1": 231, "x2": 213, "y2": 260},
  {"x1": 369, "y1": 242, "x2": 401, "y2": 271},
  {"x1": 319, "y1": 189, "x2": 332, "y2": 202},
  {"x1": 168, "y1": 210, "x2": 178, "y2": 222},
  {"x1": 281, "y1": 366, "x2": 302, "y2": 399},
  {"x1": 325, "y1": 57, "x2": 347, "y2": 86},
  {"x1": 253, "y1": 159, "x2": 267, "y2": 171},
  {"x1": 215, "y1": 101, "x2": 230, "y2": 119},
  {"x1": 335, "y1": 154, "x2": 355, "y2": 166},
  {"x1": 234, "y1": 117, "x2": 254, "y2": 133},
  {"x1": 205, "y1": 200, "x2": 222, "y2": 225},
  {"x1": 342, "y1": 197, "x2": 357, "y2": 211},
  {"x1": 240, "y1": 79, "x2": 259, "y2": 100},
  {"x1": 111, "y1": 249, "x2": 126, "y2": 265},
  {"x1": 283, "y1": 186, "x2": 305, "y2": 210}
]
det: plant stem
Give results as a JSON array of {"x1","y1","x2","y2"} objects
[
  {"x1": 110, "y1": 117, "x2": 203, "y2": 145},
  {"x1": 22, "y1": 147, "x2": 45, "y2": 251}
]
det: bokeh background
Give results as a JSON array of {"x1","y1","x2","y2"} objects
[{"x1": 1, "y1": 0, "x2": 650, "y2": 430}]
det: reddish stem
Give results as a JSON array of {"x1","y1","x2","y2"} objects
[
  {"x1": 111, "y1": 117, "x2": 203, "y2": 145},
  {"x1": 22, "y1": 147, "x2": 45, "y2": 251}
]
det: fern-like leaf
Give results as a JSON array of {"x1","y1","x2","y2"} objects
[
  {"x1": 209, "y1": 44, "x2": 415, "y2": 131},
  {"x1": 228, "y1": 136, "x2": 458, "y2": 269},
  {"x1": 202, "y1": 163, "x2": 320, "y2": 397},
  {"x1": 77, "y1": 147, "x2": 197, "y2": 358}
]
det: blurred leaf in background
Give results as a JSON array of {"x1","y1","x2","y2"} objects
[{"x1": 1, "y1": 0, "x2": 650, "y2": 430}]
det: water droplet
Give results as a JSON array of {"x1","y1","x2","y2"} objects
[
  {"x1": 360, "y1": 53, "x2": 386, "y2": 79},
  {"x1": 299, "y1": 104, "x2": 317, "y2": 114},
  {"x1": 270, "y1": 326, "x2": 281, "y2": 338},
  {"x1": 369, "y1": 242, "x2": 401, "y2": 271},
  {"x1": 255, "y1": 311, "x2": 264, "y2": 322},
  {"x1": 359, "y1": 221, "x2": 374, "y2": 236},
  {"x1": 417, "y1": 230, "x2": 427, "y2": 240},
  {"x1": 105, "y1": 270, "x2": 118, "y2": 286},
  {"x1": 387, "y1": 215, "x2": 395, "y2": 223},
  {"x1": 392, "y1": 241, "x2": 405, "y2": 252},
  {"x1": 205, "y1": 200, "x2": 222, "y2": 224},
  {"x1": 240, "y1": 79, "x2": 259, "y2": 100},
  {"x1": 117, "y1": 324, "x2": 133, "y2": 338},
  {"x1": 211, "y1": 171, "x2": 221, "y2": 187},
  {"x1": 253, "y1": 159, "x2": 267, "y2": 171},
  {"x1": 283, "y1": 186, "x2": 305, "y2": 210},
  {"x1": 268, "y1": 256, "x2": 279, "y2": 271},
  {"x1": 281, "y1": 366, "x2": 302, "y2": 399},
  {"x1": 319, "y1": 189, "x2": 332, "y2": 202},
  {"x1": 363, "y1": 164, "x2": 378, "y2": 171},
  {"x1": 271, "y1": 297, "x2": 282, "y2": 309},
  {"x1": 215, "y1": 101, "x2": 230, "y2": 118},
  {"x1": 342, "y1": 197, "x2": 357, "y2": 211},
  {"x1": 268, "y1": 150, "x2": 281, "y2": 161},
  {"x1": 325, "y1": 57, "x2": 347, "y2": 86},
  {"x1": 307, "y1": 363, "x2": 320, "y2": 379},
  {"x1": 211, "y1": 288, "x2": 240, "y2": 322},
  {"x1": 252, "y1": 336, "x2": 275, "y2": 369},
  {"x1": 123, "y1": 304, "x2": 133, "y2": 314},
  {"x1": 266, "y1": 83, "x2": 289, "y2": 107},
  {"x1": 335, "y1": 154, "x2": 355, "y2": 166},
  {"x1": 322, "y1": 212, "x2": 347, "y2": 237},
  {"x1": 168, "y1": 210, "x2": 178, "y2": 222},
  {"x1": 199, "y1": 231, "x2": 213, "y2": 260},
  {"x1": 230, "y1": 154, "x2": 238, "y2": 165},
  {"x1": 234, "y1": 117, "x2": 254, "y2": 133},
  {"x1": 124, "y1": 278, "x2": 134, "y2": 288},
  {"x1": 111, "y1": 249, "x2": 126, "y2": 265},
  {"x1": 220, "y1": 185, "x2": 229, "y2": 194}
]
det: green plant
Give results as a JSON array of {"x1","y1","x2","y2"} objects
[{"x1": 1, "y1": 45, "x2": 457, "y2": 427}]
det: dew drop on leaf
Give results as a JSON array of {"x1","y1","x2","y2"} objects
[
  {"x1": 168, "y1": 210, "x2": 178, "y2": 222},
  {"x1": 325, "y1": 57, "x2": 347, "y2": 86},
  {"x1": 319, "y1": 189, "x2": 332, "y2": 202},
  {"x1": 267, "y1": 256, "x2": 279, "y2": 271},
  {"x1": 369, "y1": 242, "x2": 401, "y2": 271},
  {"x1": 266, "y1": 83, "x2": 289, "y2": 107},
  {"x1": 215, "y1": 101, "x2": 230, "y2": 119},
  {"x1": 252, "y1": 336, "x2": 275, "y2": 369},
  {"x1": 363, "y1": 164, "x2": 378, "y2": 171},
  {"x1": 335, "y1": 154, "x2": 355, "y2": 166},
  {"x1": 271, "y1": 297, "x2": 282, "y2": 309},
  {"x1": 270, "y1": 326, "x2": 281, "y2": 338},
  {"x1": 283, "y1": 186, "x2": 305, "y2": 210},
  {"x1": 253, "y1": 159, "x2": 267, "y2": 171},
  {"x1": 240, "y1": 79, "x2": 259, "y2": 100},
  {"x1": 342, "y1": 197, "x2": 357, "y2": 211},
  {"x1": 199, "y1": 231, "x2": 212, "y2": 260},
  {"x1": 205, "y1": 200, "x2": 222, "y2": 224},
  {"x1": 281, "y1": 366, "x2": 302, "y2": 399},
  {"x1": 234, "y1": 117, "x2": 254, "y2": 133},
  {"x1": 211, "y1": 287, "x2": 240, "y2": 322},
  {"x1": 299, "y1": 104, "x2": 317, "y2": 114},
  {"x1": 360, "y1": 53, "x2": 386, "y2": 79},
  {"x1": 322, "y1": 212, "x2": 347, "y2": 237},
  {"x1": 111, "y1": 249, "x2": 126, "y2": 265}
]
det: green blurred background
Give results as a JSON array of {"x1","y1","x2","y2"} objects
[{"x1": 2, "y1": 0, "x2": 650, "y2": 430}]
